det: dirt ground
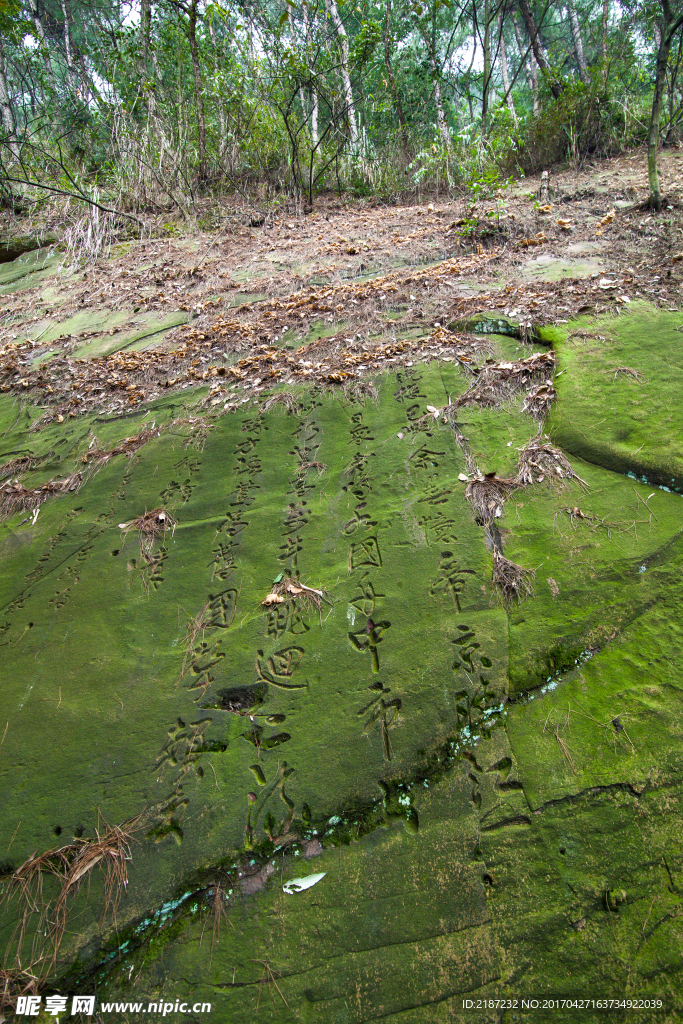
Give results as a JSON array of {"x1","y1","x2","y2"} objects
[{"x1": 1, "y1": 147, "x2": 682, "y2": 425}]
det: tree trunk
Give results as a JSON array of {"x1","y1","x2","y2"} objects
[
  {"x1": 326, "y1": 0, "x2": 359, "y2": 147},
  {"x1": 431, "y1": 59, "x2": 449, "y2": 146},
  {"x1": 513, "y1": 13, "x2": 538, "y2": 111},
  {"x1": 27, "y1": 0, "x2": 54, "y2": 84},
  {"x1": 517, "y1": 0, "x2": 562, "y2": 98},
  {"x1": 498, "y1": 13, "x2": 517, "y2": 120},
  {"x1": 187, "y1": 1, "x2": 207, "y2": 181},
  {"x1": 141, "y1": 0, "x2": 152, "y2": 72},
  {"x1": 566, "y1": 1, "x2": 587, "y2": 82},
  {"x1": 601, "y1": 0, "x2": 609, "y2": 63},
  {"x1": 420, "y1": 4, "x2": 448, "y2": 147},
  {"x1": 208, "y1": 19, "x2": 226, "y2": 161},
  {"x1": 482, "y1": 0, "x2": 491, "y2": 130},
  {"x1": 648, "y1": 1, "x2": 683, "y2": 209},
  {"x1": 303, "y1": 3, "x2": 319, "y2": 147},
  {"x1": 384, "y1": 0, "x2": 410, "y2": 156},
  {"x1": 60, "y1": 0, "x2": 78, "y2": 92},
  {"x1": 0, "y1": 37, "x2": 18, "y2": 160}
]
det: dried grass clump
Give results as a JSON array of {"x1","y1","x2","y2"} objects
[
  {"x1": 0, "y1": 968, "x2": 41, "y2": 1016},
  {"x1": 199, "y1": 880, "x2": 232, "y2": 964},
  {"x1": 493, "y1": 549, "x2": 536, "y2": 604},
  {"x1": 260, "y1": 390, "x2": 302, "y2": 415},
  {"x1": 62, "y1": 198, "x2": 119, "y2": 266},
  {"x1": 455, "y1": 351, "x2": 555, "y2": 408},
  {"x1": 0, "y1": 473, "x2": 82, "y2": 521},
  {"x1": 604, "y1": 366, "x2": 646, "y2": 383},
  {"x1": 119, "y1": 507, "x2": 177, "y2": 561},
  {"x1": 1, "y1": 816, "x2": 142, "y2": 978},
  {"x1": 84, "y1": 428, "x2": 159, "y2": 465},
  {"x1": 261, "y1": 576, "x2": 329, "y2": 616},
  {"x1": 515, "y1": 436, "x2": 587, "y2": 487},
  {"x1": 179, "y1": 601, "x2": 210, "y2": 679},
  {"x1": 342, "y1": 379, "x2": 378, "y2": 404},
  {"x1": 0, "y1": 456, "x2": 36, "y2": 480},
  {"x1": 465, "y1": 473, "x2": 516, "y2": 524},
  {"x1": 521, "y1": 381, "x2": 556, "y2": 419},
  {"x1": 169, "y1": 416, "x2": 211, "y2": 450}
]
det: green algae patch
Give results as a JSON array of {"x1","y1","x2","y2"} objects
[
  {"x1": 458, "y1": 400, "x2": 541, "y2": 478},
  {"x1": 549, "y1": 302, "x2": 683, "y2": 489},
  {"x1": 502, "y1": 456, "x2": 683, "y2": 693},
  {"x1": 4, "y1": 297, "x2": 683, "y2": 1016},
  {"x1": 29, "y1": 308, "x2": 130, "y2": 348},
  {"x1": 71, "y1": 311, "x2": 191, "y2": 359},
  {"x1": 519, "y1": 254, "x2": 604, "y2": 283},
  {"x1": 0, "y1": 235, "x2": 58, "y2": 263},
  {"x1": 507, "y1": 587, "x2": 683, "y2": 808},
  {"x1": 0, "y1": 363, "x2": 511, "y2": 974},
  {"x1": 0, "y1": 248, "x2": 62, "y2": 293},
  {"x1": 81, "y1": 740, "x2": 683, "y2": 1020}
]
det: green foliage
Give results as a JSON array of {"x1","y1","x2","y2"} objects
[
  {"x1": 0, "y1": 0, "x2": 670, "y2": 210},
  {"x1": 349, "y1": 19, "x2": 382, "y2": 67},
  {"x1": 520, "y1": 74, "x2": 649, "y2": 173}
]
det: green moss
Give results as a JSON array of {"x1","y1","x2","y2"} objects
[{"x1": 549, "y1": 302, "x2": 683, "y2": 489}]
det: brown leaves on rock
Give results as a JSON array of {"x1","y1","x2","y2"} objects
[
  {"x1": 522, "y1": 381, "x2": 557, "y2": 418},
  {"x1": 465, "y1": 473, "x2": 516, "y2": 524},
  {"x1": 518, "y1": 232, "x2": 548, "y2": 247}
]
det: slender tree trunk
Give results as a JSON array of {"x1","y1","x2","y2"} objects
[
  {"x1": 303, "y1": 3, "x2": 319, "y2": 147},
  {"x1": 187, "y1": 2, "x2": 207, "y2": 180},
  {"x1": 27, "y1": 0, "x2": 54, "y2": 84},
  {"x1": 420, "y1": 5, "x2": 448, "y2": 147},
  {"x1": 517, "y1": 0, "x2": 562, "y2": 98},
  {"x1": 0, "y1": 38, "x2": 19, "y2": 160},
  {"x1": 482, "y1": 0, "x2": 491, "y2": 130},
  {"x1": 601, "y1": 0, "x2": 609, "y2": 63},
  {"x1": 513, "y1": 13, "x2": 538, "y2": 111},
  {"x1": 431, "y1": 58, "x2": 449, "y2": 146},
  {"x1": 208, "y1": 20, "x2": 226, "y2": 162},
  {"x1": 326, "y1": 0, "x2": 358, "y2": 147},
  {"x1": 60, "y1": 0, "x2": 78, "y2": 91},
  {"x1": 566, "y1": 1, "x2": 587, "y2": 82},
  {"x1": 384, "y1": 0, "x2": 409, "y2": 156},
  {"x1": 667, "y1": 32, "x2": 683, "y2": 141},
  {"x1": 648, "y1": 1, "x2": 683, "y2": 209},
  {"x1": 141, "y1": 0, "x2": 152, "y2": 71},
  {"x1": 498, "y1": 13, "x2": 517, "y2": 120},
  {"x1": 529, "y1": 49, "x2": 540, "y2": 111}
]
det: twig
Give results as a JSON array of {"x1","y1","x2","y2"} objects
[
  {"x1": 3, "y1": 175, "x2": 145, "y2": 227},
  {"x1": 6, "y1": 821, "x2": 21, "y2": 853}
]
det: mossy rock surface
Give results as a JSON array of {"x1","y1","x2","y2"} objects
[
  {"x1": 1, "y1": 304, "x2": 682, "y2": 1020},
  {"x1": 549, "y1": 303, "x2": 683, "y2": 489}
]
